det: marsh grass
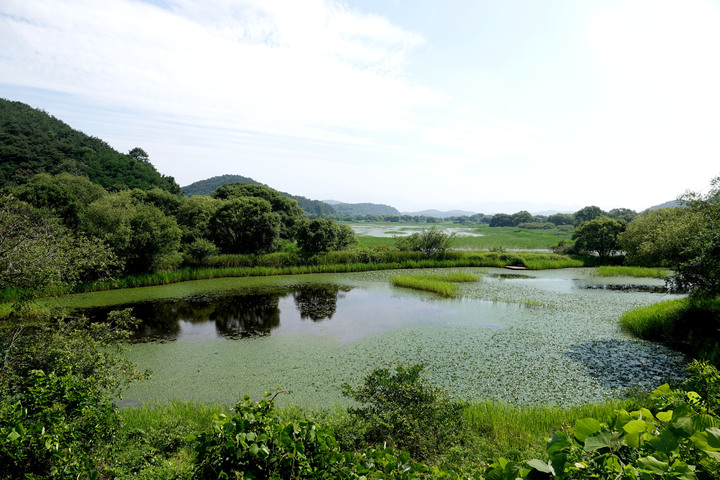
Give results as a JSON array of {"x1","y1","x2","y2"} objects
[
  {"x1": 621, "y1": 297, "x2": 720, "y2": 365},
  {"x1": 62, "y1": 251, "x2": 582, "y2": 295},
  {"x1": 596, "y1": 266, "x2": 669, "y2": 279},
  {"x1": 489, "y1": 295, "x2": 553, "y2": 309},
  {"x1": 391, "y1": 275, "x2": 460, "y2": 297},
  {"x1": 391, "y1": 272, "x2": 479, "y2": 297},
  {"x1": 463, "y1": 398, "x2": 637, "y2": 461},
  {"x1": 110, "y1": 400, "x2": 228, "y2": 479}
]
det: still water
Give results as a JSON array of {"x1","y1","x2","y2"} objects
[{"x1": 70, "y1": 268, "x2": 688, "y2": 408}]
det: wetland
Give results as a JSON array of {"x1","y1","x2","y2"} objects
[{"x1": 65, "y1": 268, "x2": 688, "y2": 408}]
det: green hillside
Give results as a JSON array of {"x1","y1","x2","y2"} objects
[
  {"x1": 182, "y1": 174, "x2": 335, "y2": 218},
  {"x1": 0, "y1": 98, "x2": 179, "y2": 192}
]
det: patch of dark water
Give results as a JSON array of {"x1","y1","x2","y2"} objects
[
  {"x1": 583, "y1": 284, "x2": 670, "y2": 294},
  {"x1": 564, "y1": 339, "x2": 688, "y2": 392}
]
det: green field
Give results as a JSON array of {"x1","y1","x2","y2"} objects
[{"x1": 352, "y1": 222, "x2": 573, "y2": 251}]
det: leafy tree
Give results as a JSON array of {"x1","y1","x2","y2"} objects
[
  {"x1": 212, "y1": 183, "x2": 305, "y2": 239},
  {"x1": 511, "y1": 210, "x2": 533, "y2": 226},
  {"x1": 572, "y1": 216, "x2": 626, "y2": 259},
  {"x1": 608, "y1": 207, "x2": 638, "y2": 223},
  {"x1": 619, "y1": 207, "x2": 701, "y2": 267},
  {"x1": 573, "y1": 205, "x2": 606, "y2": 225},
  {"x1": 0, "y1": 195, "x2": 116, "y2": 294},
  {"x1": 297, "y1": 218, "x2": 356, "y2": 253},
  {"x1": 176, "y1": 195, "x2": 223, "y2": 245},
  {"x1": 208, "y1": 197, "x2": 281, "y2": 254},
  {"x1": 489, "y1": 213, "x2": 513, "y2": 227},
  {"x1": 547, "y1": 212, "x2": 575, "y2": 226},
  {"x1": 127, "y1": 147, "x2": 150, "y2": 164},
  {"x1": 670, "y1": 177, "x2": 720, "y2": 298},
  {"x1": 83, "y1": 191, "x2": 182, "y2": 273},
  {"x1": 11, "y1": 177, "x2": 83, "y2": 229},
  {"x1": 394, "y1": 226, "x2": 455, "y2": 255}
]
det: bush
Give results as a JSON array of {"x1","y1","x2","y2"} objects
[{"x1": 341, "y1": 363, "x2": 466, "y2": 461}]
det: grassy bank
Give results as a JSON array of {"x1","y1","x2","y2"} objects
[
  {"x1": 106, "y1": 395, "x2": 637, "y2": 479},
  {"x1": 621, "y1": 296, "x2": 720, "y2": 365}
]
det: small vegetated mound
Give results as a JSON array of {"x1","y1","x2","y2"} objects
[
  {"x1": 621, "y1": 297, "x2": 720, "y2": 366},
  {"x1": 595, "y1": 266, "x2": 670, "y2": 279},
  {"x1": 390, "y1": 272, "x2": 479, "y2": 297}
]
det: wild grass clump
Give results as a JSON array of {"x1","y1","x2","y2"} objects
[
  {"x1": 463, "y1": 397, "x2": 636, "y2": 461},
  {"x1": 391, "y1": 275, "x2": 459, "y2": 297},
  {"x1": 596, "y1": 266, "x2": 669, "y2": 278}
]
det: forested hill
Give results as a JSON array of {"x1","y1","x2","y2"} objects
[
  {"x1": 0, "y1": 98, "x2": 180, "y2": 192},
  {"x1": 182, "y1": 174, "x2": 335, "y2": 218},
  {"x1": 328, "y1": 202, "x2": 400, "y2": 216}
]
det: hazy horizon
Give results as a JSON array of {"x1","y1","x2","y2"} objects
[{"x1": 2, "y1": 0, "x2": 718, "y2": 212}]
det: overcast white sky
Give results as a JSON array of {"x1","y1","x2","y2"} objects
[{"x1": 2, "y1": 0, "x2": 719, "y2": 213}]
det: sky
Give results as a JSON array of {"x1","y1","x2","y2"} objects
[{"x1": 2, "y1": 0, "x2": 719, "y2": 214}]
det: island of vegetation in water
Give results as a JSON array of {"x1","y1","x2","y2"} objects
[{"x1": 2, "y1": 99, "x2": 720, "y2": 478}]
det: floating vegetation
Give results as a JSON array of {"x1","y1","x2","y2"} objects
[
  {"x1": 489, "y1": 295, "x2": 553, "y2": 309},
  {"x1": 584, "y1": 284, "x2": 669, "y2": 294}
]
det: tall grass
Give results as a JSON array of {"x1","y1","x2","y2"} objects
[
  {"x1": 61, "y1": 251, "x2": 586, "y2": 295},
  {"x1": 596, "y1": 266, "x2": 669, "y2": 279},
  {"x1": 391, "y1": 275, "x2": 460, "y2": 297},
  {"x1": 621, "y1": 297, "x2": 720, "y2": 365},
  {"x1": 463, "y1": 398, "x2": 637, "y2": 461}
]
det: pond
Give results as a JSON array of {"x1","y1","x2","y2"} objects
[{"x1": 65, "y1": 268, "x2": 688, "y2": 409}]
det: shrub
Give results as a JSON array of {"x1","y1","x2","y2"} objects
[{"x1": 341, "y1": 363, "x2": 466, "y2": 461}]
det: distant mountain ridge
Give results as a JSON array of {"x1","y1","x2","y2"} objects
[
  {"x1": 181, "y1": 174, "x2": 334, "y2": 217},
  {"x1": 402, "y1": 209, "x2": 476, "y2": 218}
]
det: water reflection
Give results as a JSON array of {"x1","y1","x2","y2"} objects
[
  {"x1": 79, "y1": 284, "x2": 350, "y2": 341},
  {"x1": 292, "y1": 285, "x2": 351, "y2": 321}
]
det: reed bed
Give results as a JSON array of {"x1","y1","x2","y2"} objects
[
  {"x1": 391, "y1": 275, "x2": 460, "y2": 297},
  {"x1": 596, "y1": 266, "x2": 669, "y2": 279},
  {"x1": 464, "y1": 398, "x2": 637, "y2": 460}
]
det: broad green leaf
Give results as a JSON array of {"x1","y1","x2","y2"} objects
[
  {"x1": 623, "y1": 419, "x2": 650, "y2": 435},
  {"x1": 574, "y1": 417, "x2": 602, "y2": 443},
  {"x1": 546, "y1": 432, "x2": 571, "y2": 455},
  {"x1": 649, "y1": 429, "x2": 679, "y2": 454},
  {"x1": 651, "y1": 383, "x2": 672, "y2": 397},
  {"x1": 638, "y1": 454, "x2": 669, "y2": 475},
  {"x1": 670, "y1": 416, "x2": 695, "y2": 438},
  {"x1": 7, "y1": 430, "x2": 20, "y2": 441},
  {"x1": 694, "y1": 414, "x2": 719, "y2": 432},
  {"x1": 527, "y1": 459, "x2": 554, "y2": 474},
  {"x1": 657, "y1": 410, "x2": 673, "y2": 423},
  {"x1": 584, "y1": 431, "x2": 612, "y2": 452}
]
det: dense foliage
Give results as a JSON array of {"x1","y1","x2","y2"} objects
[
  {"x1": 395, "y1": 226, "x2": 456, "y2": 255},
  {"x1": 0, "y1": 99, "x2": 179, "y2": 193}
]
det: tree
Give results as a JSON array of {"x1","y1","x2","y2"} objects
[
  {"x1": 297, "y1": 218, "x2": 356, "y2": 253},
  {"x1": 511, "y1": 210, "x2": 533, "y2": 226},
  {"x1": 83, "y1": 191, "x2": 182, "y2": 273},
  {"x1": 670, "y1": 177, "x2": 720, "y2": 297},
  {"x1": 489, "y1": 213, "x2": 513, "y2": 227},
  {"x1": 212, "y1": 183, "x2": 305, "y2": 239},
  {"x1": 618, "y1": 208, "x2": 701, "y2": 267},
  {"x1": 395, "y1": 226, "x2": 455, "y2": 255},
  {"x1": 573, "y1": 205, "x2": 606, "y2": 226},
  {"x1": 176, "y1": 195, "x2": 222, "y2": 245},
  {"x1": 0, "y1": 195, "x2": 116, "y2": 294},
  {"x1": 127, "y1": 147, "x2": 150, "y2": 164},
  {"x1": 208, "y1": 197, "x2": 281, "y2": 254},
  {"x1": 608, "y1": 208, "x2": 638, "y2": 223},
  {"x1": 548, "y1": 213, "x2": 575, "y2": 226},
  {"x1": 572, "y1": 216, "x2": 626, "y2": 259}
]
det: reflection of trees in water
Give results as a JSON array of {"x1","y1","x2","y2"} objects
[
  {"x1": 292, "y1": 285, "x2": 349, "y2": 321},
  {"x1": 77, "y1": 284, "x2": 353, "y2": 340},
  {"x1": 213, "y1": 294, "x2": 280, "y2": 338}
]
